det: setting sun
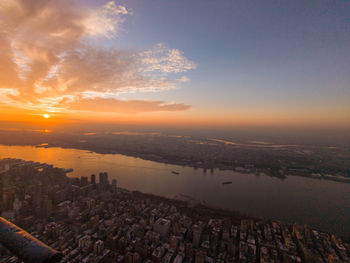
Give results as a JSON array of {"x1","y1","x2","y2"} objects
[{"x1": 0, "y1": 1, "x2": 350, "y2": 261}]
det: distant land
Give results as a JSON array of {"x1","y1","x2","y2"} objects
[{"x1": 0, "y1": 129, "x2": 349, "y2": 184}]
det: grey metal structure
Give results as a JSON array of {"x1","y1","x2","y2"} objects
[{"x1": 0, "y1": 217, "x2": 63, "y2": 263}]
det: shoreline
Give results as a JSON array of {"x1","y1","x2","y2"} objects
[
  {"x1": 2, "y1": 155, "x2": 350, "y2": 241},
  {"x1": 3, "y1": 142, "x2": 350, "y2": 184},
  {"x1": 115, "y1": 188, "x2": 349, "y2": 242}
]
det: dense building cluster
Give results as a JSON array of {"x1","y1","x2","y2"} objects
[{"x1": 0, "y1": 158, "x2": 350, "y2": 262}]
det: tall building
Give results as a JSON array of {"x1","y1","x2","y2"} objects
[
  {"x1": 99, "y1": 172, "x2": 109, "y2": 184},
  {"x1": 40, "y1": 195, "x2": 52, "y2": 218},
  {"x1": 112, "y1": 179, "x2": 117, "y2": 193},
  {"x1": 90, "y1": 174, "x2": 96, "y2": 185},
  {"x1": 192, "y1": 224, "x2": 202, "y2": 248},
  {"x1": 80, "y1": 176, "x2": 88, "y2": 186},
  {"x1": 170, "y1": 236, "x2": 178, "y2": 250},
  {"x1": 99, "y1": 172, "x2": 109, "y2": 191}
]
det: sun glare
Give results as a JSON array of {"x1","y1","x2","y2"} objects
[{"x1": 43, "y1": 114, "x2": 50, "y2": 119}]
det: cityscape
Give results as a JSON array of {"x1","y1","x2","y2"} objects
[
  {"x1": 0, "y1": 0, "x2": 349, "y2": 262},
  {"x1": 1, "y1": 158, "x2": 350, "y2": 262}
]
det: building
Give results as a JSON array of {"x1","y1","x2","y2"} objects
[
  {"x1": 90, "y1": 174, "x2": 96, "y2": 185},
  {"x1": 80, "y1": 176, "x2": 88, "y2": 186},
  {"x1": 112, "y1": 179, "x2": 117, "y2": 193},
  {"x1": 79, "y1": 235, "x2": 92, "y2": 253},
  {"x1": 94, "y1": 240, "x2": 104, "y2": 255},
  {"x1": 192, "y1": 224, "x2": 202, "y2": 248},
  {"x1": 99, "y1": 172, "x2": 109, "y2": 191},
  {"x1": 153, "y1": 218, "x2": 171, "y2": 237}
]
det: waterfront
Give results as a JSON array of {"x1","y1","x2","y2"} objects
[{"x1": 1, "y1": 144, "x2": 350, "y2": 236}]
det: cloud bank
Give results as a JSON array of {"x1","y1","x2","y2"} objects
[{"x1": 0, "y1": 0, "x2": 196, "y2": 114}]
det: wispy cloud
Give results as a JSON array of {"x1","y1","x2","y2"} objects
[
  {"x1": 177, "y1": 76, "x2": 191, "y2": 83},
  {"x1": 140, "y1": 43, "x2": 197, "y2": 74},
  {"x1": 84, "y1": 1, "x2": 131, "y2": 38},
  {"x1": 0, "y1": 0, "x2": 196, "y2": 114},
  {"x1": 66, "y1": 97, "x2": 191, "y2": 114}
]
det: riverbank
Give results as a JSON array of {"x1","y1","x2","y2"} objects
[
  {"x1": 39, "y1": 142, "x2": 350, "y2": 184},
  {"x1": 1, "y1": 144, "x2": 350, "y2": 237}
]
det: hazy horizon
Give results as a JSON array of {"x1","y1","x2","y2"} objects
[{"x1": 0, "y1": 120, "x2": 349, "y2": 146}]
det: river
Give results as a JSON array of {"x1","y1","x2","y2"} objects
[{"x1": 1, "y1": 144, "x2": 349, "y2": 236}]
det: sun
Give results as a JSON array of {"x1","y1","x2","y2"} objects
[{"x1": 43, "y1": 114, "x2": 50, "y2": 119}]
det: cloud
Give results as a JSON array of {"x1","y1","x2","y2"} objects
[
  {"x1": 84, "y1": 1, "x2": 130, "y2": 38},
  {"x1": 177, "y1": 76, "x2": 190, "y2": 83},
  {"x1": 0, "y1": 0, "x2": 87, "y2": 93},
  {"x1": 140, "y1": 43, "x2": 197, "y2": 74},
  {"x1": 0, "y1": 32, "x2": 19, "y2": 87},
  {"x1": 0, "y1": 88, "x2": 19, "y2": 103},
  {"x1": 0, "y1": 0, "x2": 196, "y2": 114},
  {"x1": 65, "y1": 97, "x2": 191, "y2": 113}
]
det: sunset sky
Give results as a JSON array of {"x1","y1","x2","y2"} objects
[{"x1": 0, "y1": 0, "x2": 349, "y2": 128}]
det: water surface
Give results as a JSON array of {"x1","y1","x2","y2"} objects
[{"x1": 1, "y1": 145, "x2": 349, "y2": 236}]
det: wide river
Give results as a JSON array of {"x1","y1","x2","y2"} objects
[{"x1": 1, "y1": 145, "x2": 349, "y2": 236}]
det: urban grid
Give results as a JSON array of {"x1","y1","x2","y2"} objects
[{"x1": 0, "y1": 158, "x2": 349, "y2": 263}]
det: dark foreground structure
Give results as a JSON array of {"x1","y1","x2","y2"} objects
[{"x1": 0, "y1": 217, "x2": 62, "y2": 263}]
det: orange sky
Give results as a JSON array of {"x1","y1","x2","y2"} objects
[
  {"x1": 1, "y1": 102, "x2": 349, "y2": 130},
  {"x1": 0, "y1": 0, "x2": 349, "y2": 130}
]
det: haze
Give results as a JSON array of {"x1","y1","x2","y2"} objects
[{"x1": 0, "y1": 0, "x2": 349, "y2": 134}]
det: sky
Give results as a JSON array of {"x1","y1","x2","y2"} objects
[{"x1": 0, "y1": 0, "x2": 349, "y2": 130}]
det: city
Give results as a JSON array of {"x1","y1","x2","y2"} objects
[
  {"x1": 0, "y1": 1, "x2": 349, "y2": 262},
  {"x1": 1, "y1": 158, "x2": 349, "y2": 262}
]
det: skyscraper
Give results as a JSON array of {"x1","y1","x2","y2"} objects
[
  {"x1": 112, "y1": 179, "x2": 117, "y2": 193},
  {"x1": 99, "y1": 172, "x2": 109, "y2": 191},
  {"x1": 90, "y1": 174, "x2": 96, "y2": 185}
]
